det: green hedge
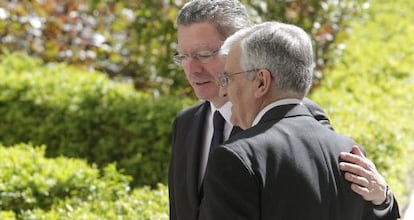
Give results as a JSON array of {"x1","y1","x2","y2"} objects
[
  {"x1": 0, "y1": 0, "x2": 367, "y2": 96},
  {"x1": 310, "y1": 0, "x2": 414, "y2": 205},
  {"x1": 0, "y1": 143, "x2": 169, "y2": 219},
  {"x1": 0, "y1": 52, "x2": 194, "y2": 186}
]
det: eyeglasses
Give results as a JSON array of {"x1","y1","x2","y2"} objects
[
  {"x1": 173, "y1": 49, "x2": 220, "y2": 65},
  {"x1": 218, "y1": 69, "x2": 259, "y2": 87}
]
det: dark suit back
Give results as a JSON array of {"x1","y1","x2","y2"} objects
[
  {"x1": 169, "y1": 99, "x2": 340, "y2": 220},
  {"x1": 199, "y1": 104, "x2": 374, "y2": 220}
]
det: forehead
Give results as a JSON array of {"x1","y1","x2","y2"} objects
[
  {"x1": 177, "y1": 22, "x2": 223, "y2": 52},
  {"x1": 225, "y1": 43, "x2": 242, "y2": 71}
]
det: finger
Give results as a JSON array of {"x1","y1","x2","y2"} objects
[
  {"x1": 344, "y1": 171, "x2": 369, "y2": 187},
  {"x1": 339, "y1": 152, "x2": 366, "y2": 168},
  {"x1": 339, "y1": 162, "x2": 371, "y2": 178},
  {"x1": 350, "y1": 145, "x2": 365, "y2": 158},
  {"x1": 350, "y1": 183, "x2": 371, "y2": 200},
  {"x1": 350, "y1": 145, "x2": 379, "y2": 171}
]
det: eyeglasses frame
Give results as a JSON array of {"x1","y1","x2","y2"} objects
[
  {"x1": 218, "y1": 69, "x2": 260, "y2": 87},
  {"x1": 173, "y1": 48, "x2": 220, "y2": 65}
]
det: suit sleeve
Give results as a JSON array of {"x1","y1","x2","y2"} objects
[
  {"x1": 198, "y1": 146, "x2": 260, "y2": 220},
  {"x1": 373, "y1": 194, "x2": 401, "y2": 220}
]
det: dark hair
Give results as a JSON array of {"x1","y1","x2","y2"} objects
[{"x1": 177, "y1": 0, "x2": 251, "y2": 40}]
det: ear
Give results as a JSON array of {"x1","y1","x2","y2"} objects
[{"x1": 254, "y1": 69, "x2": 272, "y2": 98}]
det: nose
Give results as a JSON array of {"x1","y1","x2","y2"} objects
[
  {"x1": 219, "y1": 85, "x2": 227, "y2": 97},
  {"x1": 183, "y1": 57, "x2": 203, "y2": 74}
]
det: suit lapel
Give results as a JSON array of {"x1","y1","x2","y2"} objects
[
  {"x1": 230, "y1": 126, "x2": 243, "y2": 137},
  {"x1": 186, "y1": 101, "x2": 209, "y2": 206}
]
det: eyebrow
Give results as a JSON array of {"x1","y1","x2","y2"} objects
[{"x1": 177, "y1": 43, "x2": 221, "y2": 54}]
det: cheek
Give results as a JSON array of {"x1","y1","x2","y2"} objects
[
  {"x1": 207, "y1": 61, "x2": 224, "y2": 77},
  {"x1": 183, "y1": 70, "x2": 191, "y2": 81},
  {"x1": 181, "y1": 64, "x2": 194, "y2": 81},
  {"x1": 230, "y1": 84, "x2": 247, "y2": 104},
  {"x1": 228, "y1": 86, "x2": 244, "y2": 113},
  {"x1": 227, "y1": 85, "x2": 238, "y2": 103},
  {"x1": 228, "y1": 81, "x2": 256, "y2": 128}
]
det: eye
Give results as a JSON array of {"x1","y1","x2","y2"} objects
[
  {"x1": 197, "y1": 52, "x2": 214, "y2": 58},
  {"x1": 173, "y1": 53, "x2": 189, "y2": 64}
]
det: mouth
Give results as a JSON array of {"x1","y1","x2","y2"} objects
[{"x1": 194, "y1": 81, "x2": 213, "y2": 86}]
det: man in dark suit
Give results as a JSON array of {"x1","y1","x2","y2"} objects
[
  {"x1": 169, "y1": 2, "x2": 331, "y2": 219},
  {"x1": 169, "y1": 2, "x2": 251, "y2": 219},
  {"x1": 198, "y1": 21, "x2": 399, "y2": 220},
  {"x1": 169, "y1": 1, "x2": 399, "y2": 220}
]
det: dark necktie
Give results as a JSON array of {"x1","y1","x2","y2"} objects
[{"x1": 209, "y1": 110, "x2": 225, "y2": 155}]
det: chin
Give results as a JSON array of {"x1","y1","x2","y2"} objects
[
  {"x1": 194, "y1": 92, "x2": 210, "y2": 100},
  {"x1": 198, "y1": 93, "x2": 219, "y2": 101},
  {"x1": 234, "y1": 118, "x2": 249, "y2": 130},
  {"x1": 239, "y1": 124, "x2": 248, "y2": 130}
]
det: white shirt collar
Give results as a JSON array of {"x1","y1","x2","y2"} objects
[
  {"x1": 209, "y1": 101, "x2": 233, "y2": 126},
  {"x1": 199, "y1": 101, "x2": 233, "y2": 187},
  {"x1": 251, "y1": 98, "x2": 302, "y2": 127}
]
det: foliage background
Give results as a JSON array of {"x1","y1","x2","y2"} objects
[
  {"x1": 0, "y1": 143, "x2": 169, "y2": 219},
  {"x1": 0, "y1": 52, "x2": 193, "y2": 187},
  {"x1": 0, "y1": 0, "x2": 367, "y2": 95},
  {"x1": 0, "y1": 0, "x2": 413, "y2": 218},
  {"x1": 310, "y1": 0, "x2": 414, "y2": 206}
]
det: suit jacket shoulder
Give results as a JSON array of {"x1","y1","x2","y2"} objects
[
  {"x1": 302, "y1": 97, "x2": 334, "y2": 130},
  {"x1": 175, "y1": 101, "x2": 208, "y2": 122}
]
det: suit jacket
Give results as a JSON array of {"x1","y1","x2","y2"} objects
[
  {"x1": 169, "y1": 98, "x2": 330, "y2": 220},
  {"x1": 169, "y1": 101, "x2": 209, "y2": 220},
  {"x1": 198, "y1": 103, "x2": 395, "y2": 220},
  {"x1": 169, "y1": 99, "x2": 399, "y2": 220}
]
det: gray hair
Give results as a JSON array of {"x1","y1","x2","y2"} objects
[
  {"x1": 221, "y1": 21, "x2": 314, "y2": 98},
  {"x1": 177, "y1": 0, "x2": 252, "y2": 40}
]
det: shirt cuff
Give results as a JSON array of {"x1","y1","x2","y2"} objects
[{"x1": 373, "y1": 195, "x2": 394, "y2": 217}]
